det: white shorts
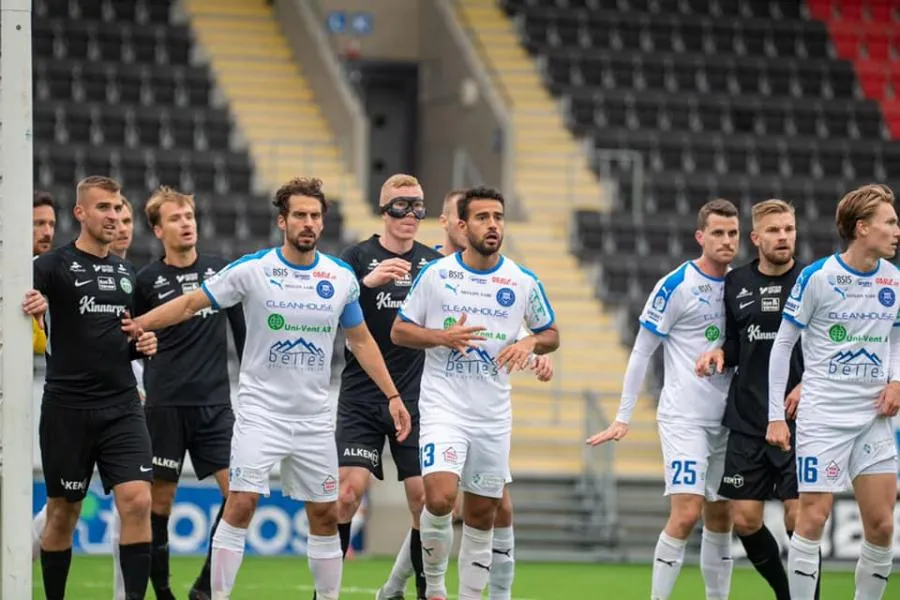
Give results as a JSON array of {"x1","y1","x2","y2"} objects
[
  {"x1": 419, "y1": 421, "x2": 511, "y2": 499},
  {"x1": 658, "y1": 420, "x2": 729, "y2": 501},
  {"x1": 229, "y1": 410, "x2": 338, "y2": 502},
  {"x1": 795, "y1": 416, "x2": 898, "y2": 493}
]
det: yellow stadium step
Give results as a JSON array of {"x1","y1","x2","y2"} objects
[
  {"x1": 184, "y1": 0, "x2": 365, "y2": 213},
  {"x1": 456, "y1": 0, "x2": 660, "y2": 477}
]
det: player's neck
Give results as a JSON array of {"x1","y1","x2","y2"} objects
[
  {"x1": 280, "y1": 243, "x2": 316, "y2": 267},
  {"x1": 693, "y1": 255, "x2": 727, "y2": 279},
  {"x1": 840, "y1": 246, "x2": 880, "y2": 274},
  {"x1": 75, "y1": 232, "x2": 110, "y2": 258},
  {"x1": 440, "y1": 238, "x2": 462, "y2": 256},
  {"x1": 164, "y1": 246, "x2": 198, "y2": 268},
  {"x1": 109, "y1": 249, "x2": 127, "y2": 260},
  {"x1": 757, "y1": 256, "x2": 794, "y2": 277},
  {"x1": 379, "y1": 232, "x2": 414, "y2": 255},
  {"x1": 461, "y1": 247, "x2": 500, "y2": 272}
]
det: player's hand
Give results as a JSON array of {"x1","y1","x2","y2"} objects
[
  {"x1": 876, "y1": 381, "x2": 900, "y2": 417},
  {"x1": 362, "y1": 258, "x2": 411, "y2": 288},
  {"x1": 121, "y1": 311, "x2": 144, "y2": 340},
  {"x1": 785, "y1": 383, "x2": 802, "y2": 420},
  {"x1": 694, "y1": 348, "x2": 725, "y2": 377},
  {"x1": 440, "y1": 313, "x2": 486, "y2": 354},
  {"x1": 766, "y1": 420, "x2": 791, "y2": 452},
  {"x1": 496, "y1": 336, "x2": 536, "y2": 374},
  {"x1": 586, "y1": 420, "x2": 629, "y2": 446},
  {"x1": 531, "y1": 354, "x2": 554, "y2": 382},
  {"x1": 22, "y1": 289, "x2": 47, "y2": 317},
  {"x1": 135, "y1": 331, "x2": 157, "y2": 357},
  {"x1": 388, "y1": 396, "x2": 412, "y2": 442}
]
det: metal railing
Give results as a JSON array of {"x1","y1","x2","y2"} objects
[
  {"x1": 590, "y1": 148, "x2": 647, "y2": 221},
  {"x1": 583, "y1": 389, "x2": 620, "y2": 543}
]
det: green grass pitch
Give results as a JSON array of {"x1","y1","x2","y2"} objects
[{"x1": 30, "y1": 555, "x2": 896, "y2": 598}]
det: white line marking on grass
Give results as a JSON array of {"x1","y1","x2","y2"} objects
[{"x1": 67, "y1": 580, "x2": 543, "y2": 599}]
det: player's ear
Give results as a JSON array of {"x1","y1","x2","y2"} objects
[
  {"x1": 72, "y1": 203, "x2": 84, "y2": 223},
  {"x1": 276, "y1": 213, "x2": 286, "y2": 232},
  {"x1": 749, "y1": 230, "x2": 761, "y2": 247},
  {"x1": 152, "y1": 224, "x2": 164, "y2": 241},
  {"x1": 694, "y1": 229, "x2": 703, "y2": 246}
]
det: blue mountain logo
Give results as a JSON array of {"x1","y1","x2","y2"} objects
[
  {"x1": 831, "y1": 348, "x2": 882, "y2": 366},
  {"x1": 268, "y1": 337, "x2": 327, "y2": 369},
  {"x1": 828, "y1": 348, "x2": 884, "y2": 382},
  {"x1": 445, "y1": 347, "x2": 499, "y2": 377}
]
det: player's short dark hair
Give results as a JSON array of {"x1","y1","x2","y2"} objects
[
  {"x1": 697, "y1": 198, "x2": 739, "y2": 231},
  {"x1": 835, "y1": 183, "x2": 895, "y2": 243},
  {"x1": 33, "y1": 190, "x2": 55, "y2": 210},
  {"x1": 457, "y1": 186, "x2": 504, "y2": 220},
  {"x1": 273, "y1": 177, "x2": 329, "y2": 218}
]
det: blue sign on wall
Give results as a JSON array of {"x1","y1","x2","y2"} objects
[
  {"x1": 326, "y1": 11, "x2": 347, "y2": 34},
  {"x1": 33, "y1": 480, "x2": 364, "y2": 555},
  {"x1": 350, "y1": 12, "x2": 374, "y2": 36}
]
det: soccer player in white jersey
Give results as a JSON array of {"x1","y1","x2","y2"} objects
[
  {"x1": 122, "y1": 177, "x2": 412, "y2": 600},
  {"x1": 392, "y1": 186, "x2": 559, "y2": 600},
  {"x1": 767, "y1": 183, "x2": 900, "y2": 600},
  {"x1": 588, "y1": 199, "x2": 740, "y2": 600}
]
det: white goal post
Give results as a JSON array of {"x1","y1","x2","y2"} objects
[{"x1": 1, "y1": 0, "x2": 35, "y2": 597}]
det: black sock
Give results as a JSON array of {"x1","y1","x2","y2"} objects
[
  {"x1": 150, "y1": 512, "x2": 174, "y2": 599},
  {"x1": 119, "y1": 541, "x2": 151, "y2": 600},
  {"x1": 338, "y1": 521, "x2": 352, "y2": 558},
  {"x1": 739, "y1": 526, "x2": 790, "y2": 600},
  {"x1": 40, "y1": 547, "x2": 72, "y2": 600},
  {"x1": 410, "y1": 528, "x2": 427, "y2": 599},
  {"x1": 193, "y1": 502, "x2": 224, "y2": 593},
  {"x1": 788, "y1": 530, "x2": 821, "y2": 600}
]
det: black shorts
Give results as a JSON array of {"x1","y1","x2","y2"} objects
[
  {"x1": 336, "y1": 398, "x2": 420, "y2": 481},
  {"x1": 718, "y1": 429, "x2": 798, "y2": 501},
  {"x1": 144, "y1": 404, "x2": 234, "y2": 482},
  {"x1": 40, "y1": 394, "x2": 153, "y2": 502}
]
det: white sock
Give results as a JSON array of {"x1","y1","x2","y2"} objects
[
  {"x1": 110, "y1": 508, "x2": 125, "y2": 600},
  {"x1": 420, "y1": 507, "x2": 453, "y2": 599},
  {"x1": 31, "y1": 504, "x2": 47, "y2": 561},
  {"x1": 651, "y1": 531, "x2": 687, "y2": 600},
  {"x1": 854, "y1": 540, "x2": 893, "y2": 600},
  {"x1": 700, "y1": 528, "x2": 734, "y2": 600},
  {"x1": 383, "y1": 529, "x2": 413, "y2": 595},
  {"x1": 788, "y1": 534, "x2": 821, "y2": 600},
  {"x1": 211, "y1": 519, "x2": 247, "y2": 599},
  {"x1": 458, "y1": 524, "x2": 494, "y2": 600},
  {"x1": 488, "y1": 525, "x2": 514, "y2": 600},
  {"x1": 307, "y1": 533, "x2": 343, "y2": 600}
]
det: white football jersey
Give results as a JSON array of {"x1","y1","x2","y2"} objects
[
  {"x1": 784, "y1": 254, "x2": 900, "y2": 428},
  {"x1": 639, "y1": 261, "x2": 733, "y2": 425},
  {"x1": 202, "y1": 248, "x2": 362, "y2": 421},
  {"x1": 399, "y1": 252, "x2": 555, "y2": 429}
]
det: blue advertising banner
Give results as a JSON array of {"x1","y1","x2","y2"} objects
[{"x1": 33, "y1": 480, "x2": 365, "y2": 556}]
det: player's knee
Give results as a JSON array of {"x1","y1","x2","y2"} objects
[
  {"x1": 863, "y1": 510, "x2": 895, "y2": 545},
  {"x1": 667, "y1": 504, "x2": 703, "y2": 537},
  {"x1": 117, "y1": 486, "x2": 152, "y2": 523},
  {"x1": 224, "y1": 493, "x2": 258, "y2": 527},
  {"x1": 150, "y1": 481, "x2": 177, "y2": 515},
  {"x1": 308, "y1": 502, "x2": 339, "y2": 531},
  {"x1": 424, "y1": 489, "x2": 456, "y2": 516},
  {"x1": 46, "y1": 502, "x2": 80, "y2": 536},
  {"x1": 731, "y1": 509, "x2": 762, "y2": 536},
  {"x1": 495, "y1": 498, "x2": 514, "y2": 528}
]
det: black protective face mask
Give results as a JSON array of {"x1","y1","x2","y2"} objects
[{"x1": 381, "y1": 196, "x2": 426, "y2": 220}]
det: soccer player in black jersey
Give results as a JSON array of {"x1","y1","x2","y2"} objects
[
  {"x1": 111, "y1": 196, "x2": 136, "y2": 260},
  {"x1": 134, "y1": 187, "x2": 247, "y2": 600},
  {"x1": 335, "y1": 174, "x2": 441, "y2": 600},
  {"x1": 695, "y1": 199, "x2": 812, "y2": 600},
  {"x1": 32, "y1": 176, "x2": 158, "y2": 600}
]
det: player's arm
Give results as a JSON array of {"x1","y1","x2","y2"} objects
[
  {"x1": 495, "y1": 324, "x2": 560, "y2": 373},
  {"x1": 876, "y1": 322, "x2": 900, "y2": 417},
  {"x1": 225, "y1": 305, "x2": 247, "y2": 362},
  {"x1": 126, "y1": 289, "x2": 211, "y2": 334},
  {"x1": 766, "y1": 319, "x2": 801, "y2": 450},
  {"x1": 342, "y1": 302, "x2": 412, "y2": 441},
  {"x1": 587, "y1": 327, "x2": 663, "y2": 446},
  {"x1": 720, "y1": 278, "x2": 740, "y2": 367}
]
